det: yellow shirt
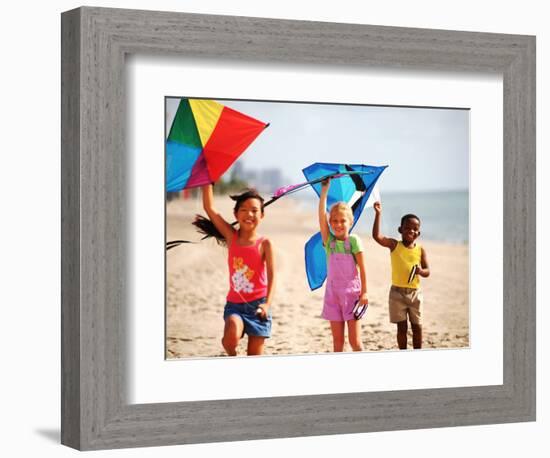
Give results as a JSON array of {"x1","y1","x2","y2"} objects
[{"x1": 391, "y1": 241, "x2": 422, "y2": 288}]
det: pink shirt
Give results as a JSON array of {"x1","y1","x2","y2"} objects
[{"x1": 227, "y1": 233, "x2": 268, "y2": 303}]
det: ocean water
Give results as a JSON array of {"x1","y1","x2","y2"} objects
[{"x1": 295, "y1": 190, "x2": 469, "y2": 244}]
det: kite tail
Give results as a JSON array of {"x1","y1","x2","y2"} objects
[{"x1": 192, "y1": 214, "x2": 227, "y2": 246}]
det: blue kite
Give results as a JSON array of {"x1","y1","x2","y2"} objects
[{"x1": 301, "y1": 162, "x2": 387, "y2": 290}]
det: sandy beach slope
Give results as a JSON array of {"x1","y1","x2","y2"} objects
[{"x1": 166, "y1": 196, "x2": 469, "y2": 358}]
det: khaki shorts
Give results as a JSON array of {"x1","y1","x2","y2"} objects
[{"x1": 389, "y1": 285, "x2": 423, "y2": 325}]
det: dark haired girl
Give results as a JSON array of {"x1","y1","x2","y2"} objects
[{"x1": 194, "y1": 184, "x2": 276, "y2": 356}]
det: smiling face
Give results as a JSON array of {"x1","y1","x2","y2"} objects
[
  {"x1": 234, "y1": 197, "x2": 264, "y2": 232},
  {"x1": 329, "y1": 209, "x2": 352, "y2": 240},
  {"x1": 398, "y1": 216, "x2": 421, "y2": 245}
]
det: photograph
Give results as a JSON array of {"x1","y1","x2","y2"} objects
[{"x1": 165, "y1": 97, "x2": 470, "y2": 359}]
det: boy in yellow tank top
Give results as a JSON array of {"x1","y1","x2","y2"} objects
[{"x1": 372, "y1": 201, "x2": 430, "y2": 349}]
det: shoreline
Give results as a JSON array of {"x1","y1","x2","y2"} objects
[{"x1": 166, "y1": 196, "x2": 470, "y2": 247}]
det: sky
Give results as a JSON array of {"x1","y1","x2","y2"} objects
[{"x1": 166, "y1": 97, "x2": 469, "y2": 193}]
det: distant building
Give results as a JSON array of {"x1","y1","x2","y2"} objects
[
  {"x1": 258, "y1": 168, "x2": 284, "y2": 193},
  {"x1": 228, "y1": 162, "x2": 284, "y2": 193},
  {"x1": 229, "y1": 162, "x2": 245, "y2": 182},
  {"x1": 244, "y1": 169, "x2": 259, "y2": 187}
]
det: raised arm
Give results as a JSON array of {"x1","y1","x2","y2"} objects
[
  {"x1": 318, "y1": 179, "x2": 331, "y2": 245},
  {"x1": 372, "y1": 201, "x2": 397, "y2": 250},
  {"x1": 201, "y1": 184, "x2": 236, "y2": 242}
]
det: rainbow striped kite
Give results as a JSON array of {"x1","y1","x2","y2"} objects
[{"x1": 166, "y1": 99, "x2": 269, "y2": 191}]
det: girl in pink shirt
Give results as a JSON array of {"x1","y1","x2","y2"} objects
[{"x1": 194, "y1": 184, "x2": 276, "y2": 356}]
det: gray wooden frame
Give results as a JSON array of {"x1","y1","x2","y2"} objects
[{"x1": 61, "y1": 6, "x2": 536, "y2": 451}]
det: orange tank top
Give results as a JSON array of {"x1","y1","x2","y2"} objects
[{"x1": 226, "y1": 233, "x2": 268, "y2": 303}]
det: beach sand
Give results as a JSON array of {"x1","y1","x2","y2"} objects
[{"x1": 166, "y1": 195, "x2": 469, "y2": 359}]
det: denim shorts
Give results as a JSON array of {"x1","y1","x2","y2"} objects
[{"x1": 223, "y1": 297, "x2": 272, "y2": 338}]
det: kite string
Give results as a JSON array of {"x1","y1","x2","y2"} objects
[
  {"x1": 166, "y1": 169, "x2": 374, "y2": 249},
  {"x1": 270, "y1": 170, "x2": 373, "y2": 201}
]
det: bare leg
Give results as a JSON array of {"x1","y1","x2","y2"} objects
[
  {"x1": 222, "y1": 315, "x2": 244, "y2": 356},
  {"x1": 247, "y1": 336, "x2": 266, "y2": 356},
  {"x1": 330, "y1": 321, "x2": 345, "y2": 352},
  {"x1": 411, "y1": 323, "x2": 422, "y2": 349},
  {"x1": 396, "y1": 320, "x2": 408, "y2": 350},
  {"x1": 346, "y1": 320, "x2": 363, "y2": 351}
]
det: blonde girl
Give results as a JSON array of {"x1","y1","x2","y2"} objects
[{"x1": 319, "y1": 179, "x2": 368, "y2": 352}]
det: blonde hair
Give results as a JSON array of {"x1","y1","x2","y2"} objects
[{"x1": 329, "y1": 201, "x2": 354, "y2": 225}]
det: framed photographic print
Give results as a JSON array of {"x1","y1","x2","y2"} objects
[{"x1": 61, "y1": 6, "x2": 535, "y2": 450}]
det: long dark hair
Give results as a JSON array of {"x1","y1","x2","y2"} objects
[{"x1": 192, "y1": 189, "x2": 265, "y2": 246}]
